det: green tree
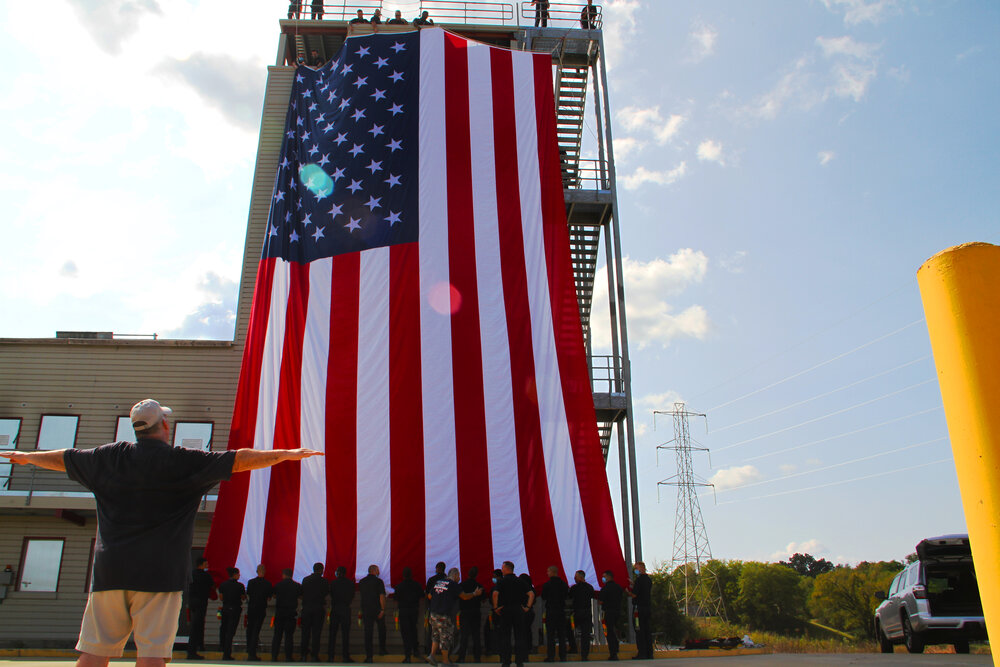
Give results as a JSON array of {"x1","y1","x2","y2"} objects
[
  {"x1": 736, "y1": 562, "x2": 808, "y2": 632},
  {"x1": 649, "y1": 566, "x2": 695, "y2": 643},
  {"x1": 809, "y1": 561, "x2": 903, "y2": 638},
  {"x1": 781, "y1": 553, "x2": 835, "y2": 577}
]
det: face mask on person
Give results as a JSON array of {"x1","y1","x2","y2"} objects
[
  {"x1": 601, "y1": 576, "x2": 608, "y2": 584},
  {"x1": 634, "y1": 568, "x2": 641, "y2": 575}
]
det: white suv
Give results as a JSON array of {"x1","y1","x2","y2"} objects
[{"x1": 874, "y1": 534, "x2": 986, "y2": 654}]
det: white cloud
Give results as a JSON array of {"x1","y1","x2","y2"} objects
[
  {"x1": 817, "y1": 37, "x2": 880, "y2": 102},
  {"x1": 637, "y1": 391, "x2": 685, "y2": 411},
  {"x1": 817, "y1": 35, "x2": 877, "y2": 60},
  {"x1": 779, "y1": 464, "x2": 797, "y2": 475},
  {"x1": 743, "y1": 56, "x2": 816, "y2": 120},
  {"x1": 59, "y1": 261, "x2": 79, "y2": 278},
  {"x1": 696, "y1": 139, "x2": 725, "y2": 165},
  {"x1": 956, "y1": 46, "x2": 984, "y2": 63},
  {"x1": 709, "y1": 465, "x2": 762, "y2": 491},
  {"x1": 616, "y1": 106, "x2": 685, "y2": 144},
  {"x1": 621, "y1": 162, "x2": 687, "y2": 190},
  {"x1": 590, "y1": 250, "x2": 710, "y2": 350},
  {"x1": 818, "y1": 150, "x2": 836, "y2": 165},
  {"x1": 686, "y1": 21, "x2": 718, "y2": 63},
  {"x1": 601, "y1": 0, "x2": 642, "y2": 69},
  {"x1": 821, "y1": 0, "x2": 899, "y2": 26},
  {"x1": 162, "y1": 272, "x2": 238, "y2": 340},
  {"x1": 719, "y1": 251, "x2": 747, "y2": 274},
  {"x1": 612, "y1": 136, "x2": 642, "y2": 163},
  {"x1": 771, "y1": 539, "x2": 828, "y2": 560}
]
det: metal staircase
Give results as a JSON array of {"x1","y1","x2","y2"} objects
[{"x1": 555, "y1": 63, "x2": 589, "y2": 188}]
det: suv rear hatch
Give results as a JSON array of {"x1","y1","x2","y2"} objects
[{"x1": 917, "y1": 535, "x2": 984, "y2": 617}]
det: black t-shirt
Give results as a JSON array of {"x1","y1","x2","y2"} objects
[
  {"x1": 541, "y1": 576, "x2": 568, "y2": 614},
  {"x1": 219, "y1": 578, "x2": 245, "y2": 609},
  {"x1": 426, "y1": 572, "x2": 447, "y2": 594},
  {"x1": 331, "y1": 576, "x2": 355, "y2": 608},
  {"x1": 189, "y1": 568, "x2": 215, "y2": 603},
  {"x1": 495, "y1": 573, "x2": 526, "y2": 609},
  {"x1": 428, "y1": 578, "x2": 461, "y2": 615},
  {"x1": 274, "y1": 578, "x2": 302, "y2": 616},
  {"x1": 633, "y1": 573, "x2": 652, "y2": 609},
  {"x1": 359, "y1": 573, "x2": 386, "y2": 613},
  {"x1": 459, "y1": 578, "x2": 484, "y2": 612},
  {"x1": 599, "y1": 580, "x2": 623, "y2": 614},
  {"x1": 394, "y1": 577, "x2": 424, "y2": 610},
  {"x1": 64, "y1": 439, "x2": 236, "y2": 592},
  {"x1": 569, "y1": 581, "x2": 595, "y2": 614},
  {"x1": 302, "y1": 572, "x2": 330, "y2": 611},
  {"x1": 247, "y1": 576, "x2": 273, "y2": 611}
]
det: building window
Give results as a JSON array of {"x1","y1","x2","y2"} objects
[
  {"x1": 18, "y1": 538, "x2": 64, "y2": 592},
  {"x1": 115, "y1": 416, "x2": 136, "y2": 443},
  {"x1": 0, "y1": 418, "x2": 21, "y2": 492},
  {"x1": 37, "y1": 415, "x2": 79, "y2": 450},
  {"x1": 173, "y1": 422, "x2": 213, "y2": 451},
  {"x1": 85, "y1": 538, "x2": 96, "y2": 593}
]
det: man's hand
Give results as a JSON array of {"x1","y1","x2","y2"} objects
[
  {"x1": 232, "y1": 448, "x2": 324, "y2": 473},
  {"x1": 283, "y1": 449, "x2": 325, "y2": 461},
  {"x1": 0, "y1": 450, "x2": 30, "y2": 465},
  {"x1": 0, "y1": 449, "x2": 67, "y2": 472}
]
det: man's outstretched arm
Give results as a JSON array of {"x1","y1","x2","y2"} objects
[
  {"x1": 0, "y1": 449, "x2": 67, "y2": 472},
  {"x1": 232, "y1": 448, "x2": 323, "y2": 473}
]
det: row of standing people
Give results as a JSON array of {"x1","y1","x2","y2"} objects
[
  {"x1": 288, "y1": 3, "x2": 435, "y2": 26},
  {"x1": 189, "y1": 558, "x2": 654, "y2": 664}
]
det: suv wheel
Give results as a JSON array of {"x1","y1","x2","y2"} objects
[
  {"x1": 954, "y1": 640, "x2": 970, "y2": 654},
  {"x1": 902, "y1": 614, "x2": 924, "y2": 654},
  {"x1": 876, "y1": 622, "x2": 893, "y2": 654}
]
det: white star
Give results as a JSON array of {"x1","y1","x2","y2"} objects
[
  {"x1": 353, "y1": 76, "x2": 368, "y2": 89},
  {"x1": 341, "y1": 63, "x2": 353, "y2": 75},
  {"x1": 391, "y1": 42, "x2": 406, "y2": 53},
  {"x1": 385, "y1": 174, "x2": 401, "y2": 188},
  {"x1": 374, "y1": 56, "x2": 389, "y2": 69},
  {"x1": 318, "y1": 153, "x2": 330, "y2": 166},
  {"x1": 331, "y1": 167, "x2": 345, "y2": 181},
  {"x1": 345, "y1": 217, "x2": 362, "y2": 232},
  {"x1": 320, "y1": 82, "x2": 330, "y2": 93},
  {"x1": 312, "y1": 226, "x2": 325, "y2": 241},
  {"x1": 368, "y1": 124, "x2": 384, "y2": 137},
  {"x1": 302, "y1": 213, "x2": 312, "y2": 226},
  {"x1": 280, "y1": 157, "x2": 290, "y2": 169},
  {"x1": 308, "y1": 143, "x2": 319, "y2": 155},
  {"x1": 328, "y1": 202, "x2": 343, "y2": 218},
  {"x1": 322, "y1": 123, "x2": 335, "y2": 133},
  {"x1": 371, "y1": 88, "x2": 386, "y2": 101},
  {"x1": 328, "y1": 91, "x2": 337, "y2": 103},
  {"x1": 286, "y1": 129, "x2": 295, "y2": 138},
  {"x1": 386, "y1": 211, "x2": 401, "y2": 225},
  {"x1": 315, "y1": 113, "x2": 325, "y2": 123},
  {"x1": 268, "y1": 223, "x2": 279, "y2": 237},
  {"x1": 290, "y1": 229, "x2": 300, "y2": 243},
  {"x1": 389, "y1": 70, "x2": 404, "y2": 83},
  {"x1": 300, "y1": 130, "x2": 311, "y2": 140},
  {"x1": 296, "y1": 116, "x2": 304, "y2": 126},
  {"x1": 296, "y1": 73, "x2": 304, "y2": 83},
  {"x1": 366, "y1": 159, "x2": 383, "y2": 173},
  {"x1": 308, "y1": 102, "x2": 318, "y2": 112},
  {"x1": 352, "y1": 108, "x2": 366, "y2": 121},
  {"x1": 365, "y1": 195, "x2": 382, "y2": 210},
  {"x1": 339, "y1": 97, "x2": 351, "y2": 110},
  {"x1": 389, "y1": 103, "x2": 403, "y2": 116},
  {"x1": 356, "y1": 45, "x2": 370, "y2": 57},
  {"x1": 275, "y1": 190, "x2": 285, "y2": 202},
  {"x1": 347, "y1": 179, "x2": 363, "y2": 193},
  {"x1": 314, "y1": 188, "x2": 329, "y2": 201},
  {"x1": 387, "y1": 138, "x2": 402, "y2": 152},
  {"x1": 302, "y1": 89, "x2": 312, "y2": 98},
  {"x1": 349, "y1": 143, "x2": 365, "y2": 157},
  {"x1": 334, "y1": 132, "x2": 348, "y2": 145},
  {"x1": 285, "y1": 212, "x2": 292, "y2": 222}
]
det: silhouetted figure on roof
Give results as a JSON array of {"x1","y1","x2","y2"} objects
[
  {"x1": 288, "y1": 1, "x2": 301, "y2": 19},
  {"x1": 350, "y1": 9, "x2": 369, "y2": 24},
  {"x1": 413, "y1": 10, "x2": 434, "y2": 26},
  {"x1": 580, "y1": 0, "x2": 598, "y2": 29},
  {"x1": 532, "y1": 0, "x2": 550, "y2": 27},
  {"x1": 311, "y1": 0, "x2": 323, "y2": 20},
  {"x1": 387, "y1": 10, "x2": 408, "y2": 25}
]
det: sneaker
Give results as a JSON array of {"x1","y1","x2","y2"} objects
[{"x1": 424, "y1": 656, "x2": 438, "y2": 667}]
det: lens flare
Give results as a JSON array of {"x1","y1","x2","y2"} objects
[
  {"x1": 299, "y1": 164, "x2": 334, "y2": 199},
  {"x1": 428, "y1": 282, "x2": 462, "y2": 315}
]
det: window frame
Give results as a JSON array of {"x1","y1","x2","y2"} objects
[
  {"x1": 0, "y1": 416, "x2": 22, "y2": 448},
  {"x1": 35, "y1": 414, "x2": 81, "y2": 450},
  {"x1": 172, "y1": 420, "x2": 215, "y2": 451},
  {"x1": 114, "y1": 415, "x2": 136, "y2": 443},
  {"x1": 85, "y1": 538, "x2": 96, "y2": 593},
  {"x1": 16, "y1": 537, "x2": 66, "y2": 593}
]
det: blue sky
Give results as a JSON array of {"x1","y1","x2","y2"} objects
[{"x1": 1, "y1": 0, "x2": 998, "y2": 566}]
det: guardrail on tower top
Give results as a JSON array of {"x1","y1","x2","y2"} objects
[
  {"x1": 284, "y1": 1, "x2": 601, "y2": 28},
  {"x1": 520, "y1": 1, "x2": 602, "y2": 29}
]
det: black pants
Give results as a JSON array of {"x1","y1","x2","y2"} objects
[
  {"x1": 498, "y1": 608, "x2": 526, "y2": 666},
  {"x1": 565, "y1": 615, "x2": 576, "y2": 653},
  {"x1": 247, "y1": 608, "x2": 267, "y2": 658},
  {"x1": 220, "y1": 606, "x2": 241, "y2": 658},
  {"x1": 545, "y1": 611, "x2": 567, "y2": 660},
  {"x1": 363, "y1": 610, "x2": 387, "y2": 658},
  {"x1": 457, "y1": 610, "x2": 481, "y2": 661},
  {"x1": 273, "y1": 614, "x2": 297, "y2": 661},
  {"x1": 188, "y1": 602, "x2": 208, "y2": 655},
  {"x1": 301, "y1": 609, "x2": 325, "y2": 659},
  {"x1": 329, "y1": 606, "x2": 352, "y2": 659},
  {"x1": 635, "y1": 607, "x2": 652, "y2": 658},
  {"x1": 310, "y1": 2, "x2": 323, "y2": 20},
  {"x1": 483, "y1": 613, "x2": 497, "y2": 655},
  {"x1": 603, "y1": 611, "x2": 619, "y2": 658},
  {"x1": 399, "y1": 607, "x2": 419, "y2": 658},
  {"x1": 574, "y1": 613, "x2": 591, "y2": 660},
  {"x1": 534, "y1": 2, "x2": 549, "y2": 27}
]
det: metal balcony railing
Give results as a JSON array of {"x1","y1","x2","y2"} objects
[
  {"x1": 283, "y1": 1, "x2": 601, "y2": 28},
  {"x1": 590, "y1": 354, "x2": 624, "y2": 394},
  {"x1": 520, "y1": 1, "x2": 602, "y2": 29},
  {"x1": 563, "y1": 158, "x2": 610, "y2": 190}
]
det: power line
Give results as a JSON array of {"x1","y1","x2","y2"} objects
[
  {"x1": 714, "y1": 378, "x2": 937, "y2": 453},
  {"x1": 711, "y1": 355, "x2": 932, "y2": 434},
  {"x1": 740, "y1": 405, "x2": 942, "y2": 463},
  {"x1": 716, "y1": 458, "x2": 951, "y2": 505},
  {"x1": 705, "y1": 318, "x2": 925, "y2": 413}
]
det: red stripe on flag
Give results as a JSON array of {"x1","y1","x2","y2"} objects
[
  {"x1": 205, "y1": 257, "x2": 277, "y2": 572},
  {"x1": 260, "y1": 261, "x2": 310, "y2": 574},
  {"x1": 389, "y1": 242, "x2": 426, "y2": 585},
  {"x1": 444, "y1": 32, "x2": 496, "y2": 580},
  {"x1": 531, "y1": 53, "x2": 628, "y2": 584},
  {"x1": 325, "y1": 253, "x2": 360, "y2": 578},
  {"x1": 490, "y1": 47, "x2": 563, "y2": 581}
]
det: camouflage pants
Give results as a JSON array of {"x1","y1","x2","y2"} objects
[{"x1": 429, "y1": 612, "x2": 457, "y2": 652}]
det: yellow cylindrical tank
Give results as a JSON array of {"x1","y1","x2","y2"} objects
[{"x1": 918, "y1": 242, "x2": 1000, "y2": 661}]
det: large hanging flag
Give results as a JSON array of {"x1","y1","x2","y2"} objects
[{"x1": 205, "y1": 27, "x2": 627, "y2": 589}]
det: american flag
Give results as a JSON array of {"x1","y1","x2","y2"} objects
[{"x1": 205, "y1": 28, "x2": 627, "y2": 589}]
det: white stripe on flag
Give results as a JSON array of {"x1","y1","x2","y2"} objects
[
  {"x1": 418, "y1": 27, "x2": 460, "y2": 579},
  {"x1": 356, "y1": 247, "x2": 392, "y2": 581},
  {"x1": 295, "y1": 258, "x2": 332, "y2": 579},
  {"x1": 511, "y1": 52, "x2": 597, "y2": 583},
  {"x1": 466, "y1": 42, "x2": 528, "y2": 570},
  {"x1": 235, "y1": 258, "x2": 291, "y2": 579}
]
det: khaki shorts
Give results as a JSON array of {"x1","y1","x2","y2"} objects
[{"x1": 76, "y1": 590, "x2": 183, "y2": 658}]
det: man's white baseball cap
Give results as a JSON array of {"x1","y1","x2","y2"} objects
[{"x1": 130, "y1": 399, "x2": 173, "y2": 431}]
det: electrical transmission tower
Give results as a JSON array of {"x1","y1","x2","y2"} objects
[{"x1": 656, "y1": 402, "x2": 727, "y2": 620}]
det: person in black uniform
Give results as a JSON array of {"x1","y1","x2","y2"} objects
[
  {"x1": 371, "y1": 8, "x2": 382, "y2": 24},
  {"x1": 412, "y1": 10, "x2": 434, "y2": 26},
  {"x1": 579, "y1": 0, "x2": 598, "y2": 29},
  {"x1": 360, "y1": 564, "x2": 387, "y2": 662},
  {"x1": 425, "y1": 562, "x2": 447, "y2": 655},
  {"x1": 187, "y1": 557, "x2": 216, "y2": 660},
  {"x1": 598, "y1": 571, "x2": 623, "y2": 661},
  {"x1": 394, "y1": 566, "x2": 423, "y2": 663},
  {"x1": 218, "y1": 567, "x2": 246, "y2": 661},
  {"x1": 531, "y1": 0, "x2": 549, "y2": 27},
  {"x1": 568, "y1": 571, "x2": 594, "y2": 661},
  {"x1": 329, "y1": 566, "x2": 355, "y2": 662},
  {"x1": 349, "y1": 9, "x2": 368, "y2": 24},
  {"x1": 246, "y1": 564, "x2": 273, "y2": 662},
  {"x1": 386, "y1": 9, "x2": 407, "y2": 24},
  {"x1": 455, "y1": 566, "x2": 485, "y2": 662},
  {"x1": 287, "y1": 1, "x2": 300, "y2": 19},
  {"x1": 518, "y1": 573, "x2": 537, "y2": 659},
  {"x1": 541, "y1": 566, "x2": 569, "y2": 662},
  {"x1": 630, "y1": 562, "x2": 653, "y2": 659},
  {"x1": 302, "y1": 562, "x2": 330, "y2": 661},
  {"x1": 492, "y1": 561, "x2": 528, "y2": 667},
  {"x1": 483, "y1": 568, "x2": 503, "y2": 657},
  {"x1": 273, "y1": 568, "x2": 302, "y2": 662}
]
